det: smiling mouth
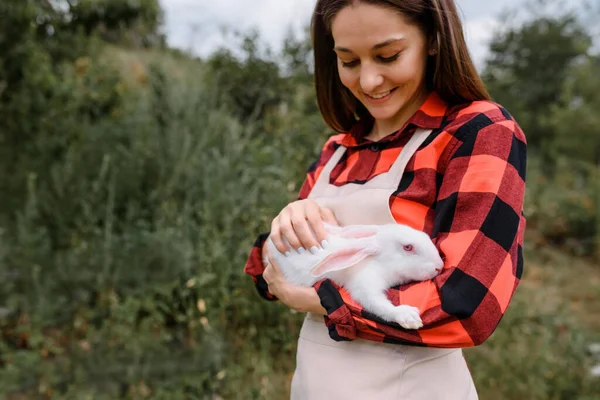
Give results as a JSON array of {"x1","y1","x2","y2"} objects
[{"x1": 364, "y1": 88, "x2": 397, "y2": 101}]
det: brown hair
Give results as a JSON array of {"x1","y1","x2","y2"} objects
[{"x1": 312, "y1": 0, "x2": 491, "y2": 132}]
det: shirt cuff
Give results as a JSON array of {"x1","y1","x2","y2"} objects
[
  {"x1": 314, "y1": 279, "x2": 356, "y2": 341},
  {"x1": 245, "y1": 232, "x2": 278, "y2": 301}
]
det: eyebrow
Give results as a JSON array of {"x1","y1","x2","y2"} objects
[{"x1": 334, "y1": 37, "x2": 406, "y2": 53}]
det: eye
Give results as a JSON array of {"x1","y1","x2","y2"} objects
[
  {"x1": 341, "y1": 59, "x2": 360, "y2": 68},
  {"x1": 378, "y1": 52, "x2": 400, "y2": 63},
  {"x1": 403, "y1": 244, "x2": 414, "y2": 252}
]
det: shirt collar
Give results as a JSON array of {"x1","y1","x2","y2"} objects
[{"x1": 339, "y1": 91, "x2": 448, "y2": 148}]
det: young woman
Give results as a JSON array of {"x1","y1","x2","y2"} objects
[{"x1": 245, "y1": 0, "x2": 527, "y2": 398}]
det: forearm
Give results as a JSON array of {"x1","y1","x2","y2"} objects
[
  {"x1": 290, "y1": 286, "x2": 327, "y2": 315},
  {"x1": 314, "y1": 279, "x2": 498, "y2": 348}
]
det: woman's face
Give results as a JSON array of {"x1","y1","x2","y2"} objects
[{"x1": 331, "y1": 3, "x2": 433, "y2": 132}]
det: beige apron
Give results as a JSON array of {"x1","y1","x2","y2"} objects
[{"x1": 290, "y1": 128, "x2": 478, "y2": 400}]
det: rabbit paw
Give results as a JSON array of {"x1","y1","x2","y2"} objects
[{"x1": 394, "y1": 305, "x2": 423, "y2": 330}]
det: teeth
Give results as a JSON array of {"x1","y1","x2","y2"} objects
[{"x1": 368, "y1": 90, "x2": 391, "y2": 99}]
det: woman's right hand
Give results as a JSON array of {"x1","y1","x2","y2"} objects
[{"x1": 268, "y1": 199, "x2": 339, "y2": 256}]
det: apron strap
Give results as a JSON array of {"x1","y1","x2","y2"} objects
[
  {"x1": 309, "y1": 144, "x2": 347, "y2": 196},
  {"x1": 310, "y1": 128, "x2": 434, "y2": 196},
  {"x1": 386, "y1": 128, "x2": 433, "y2": 179}
]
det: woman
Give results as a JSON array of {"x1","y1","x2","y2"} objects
[{"x1": 245, "y1": 0, "x2": 527, "y2": 398}]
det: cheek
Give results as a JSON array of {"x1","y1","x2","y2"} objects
[
  {"x1": 393, "y1": 52, "x2": 427, "y2": 83},
  {"x1": 394, "y1": 67, "x2": 417, "y2": 85},
  {"x1": 338, "y1": 67, "x2": 357, "y2": 90}
]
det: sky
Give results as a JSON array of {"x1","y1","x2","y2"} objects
[{"x1": 159, "y1": 0, "x2": 529, "y2": 69}]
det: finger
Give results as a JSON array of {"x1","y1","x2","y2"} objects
[
  {"x1": 263, "y1": 246, "x2": 272, "y2": 266},
  {"x1": 320, "y1": 207, "x2": 339, "y2": 226},
  {"x1": 263, "y1": 261, "x2": 279, "y2": 280},
  {"x1": 262, "y1": 264, "x2": 271, "y2": 283},
  {"x1": 270, "y1": 216, "x2": 291, "y2": 255},
  {"x1": 279, "y1": 211, "x2": 303, "y2": 253},
  {"x1": 305, "y1": 204, "x2": 328, "y2": 250},
  {"x1": 266, "y1": 253, "x2": 282, "y2": 273},
  {"x1": 289, "y1": 207, "x2": 319, "y2": 253}
]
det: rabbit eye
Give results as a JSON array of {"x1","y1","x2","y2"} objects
[{"x1": 403, "y1": 244, "x2": 414, "y2": 252}]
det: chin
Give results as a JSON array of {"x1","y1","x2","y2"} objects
[
  {"x1": 360, "y1": 97, "x2": 405, "y2": 119},
  {"x1": 366, "y1": 106, "x2": 402, "y2": 122}
]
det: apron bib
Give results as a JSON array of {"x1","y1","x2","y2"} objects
[{"x1": 290, "y1": 128, "x2": 478, "y2": 400}]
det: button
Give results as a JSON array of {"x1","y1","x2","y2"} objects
[{"x1": 369, "y1": 143, "x2": 380, "y2": 152}]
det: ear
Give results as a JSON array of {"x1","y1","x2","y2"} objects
[
  {"x1": 310, "y1": 244, "x2": 381, "y2": 277},
  {"x1": 428, "y1": 32, "x2": 439, "y2": 56},
  {"x1": 324, "y1": 223, "x2": 378, "y2": 239}
]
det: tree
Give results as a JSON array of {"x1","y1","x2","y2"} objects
[
  {"x1": 0, "y1": 0, "x2": 163, "y2": 217},
  {"x1": 549, "y1": 55, "x2": 600, "y2": 165},
  {"x1": 64, "y1": 0, "x2": 165, "y2": 47},
  {"x1": 205, "y1": 30, "x2": 287, "y2": 122},
  {"x1": 482, "y1": 0, "x2": 592, "y2": 154}
]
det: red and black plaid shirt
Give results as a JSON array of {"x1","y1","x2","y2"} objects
[{"x1": 244, "y1": 92, "x2": 527, "y2": 348}]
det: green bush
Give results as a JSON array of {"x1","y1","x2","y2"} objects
[
  {"x1": 525, "y1": 156, "x2": 599, "y2": 257},
  {"x1": 0, "y1": 41, "x2": 329, "y2": 396}
]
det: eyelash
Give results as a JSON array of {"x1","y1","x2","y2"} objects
[{"x1": 341, "y1": 53, "x2": 400, "y2": 68}]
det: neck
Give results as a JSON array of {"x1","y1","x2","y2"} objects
[{"x1": 367, "y1": 88, "x2": 430, "y2": 142}]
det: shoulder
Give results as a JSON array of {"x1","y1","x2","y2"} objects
[
  {"x1": 435, "y1": 100, "x2": 527, "y2": 165},
  {"x1": 325, "y1": 133, "x2": 347, "y2": 148},
  {"x1": 306, "y1": 133, "x2": 346, "y2": 174},
  {"x1": 443, "y1": 100, "x2": 527, "y2": 145},
  {"x1": 320, "y1": 133, "x2": 346, "y2": 157},
  {"x1": 435, "y1": 100, "x2": 527, "y2": 175}
]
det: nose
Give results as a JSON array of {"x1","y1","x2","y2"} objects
[
  {"x1": 435, "y1": 253, "x2": 445, "y2": 273},
  {"x1": 360, "y1": 63, "x2": 384, "y2": 93}
]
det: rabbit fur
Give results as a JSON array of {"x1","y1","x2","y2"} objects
[{"x1": 266, "y1": 222, "x2": 444, "y2": 330}]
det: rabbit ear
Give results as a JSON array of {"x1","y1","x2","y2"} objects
[
  {"x1": 310, "y1": 243, "x2": 381, "y2": 277},
  {"x1": 324, "y1": 223, "x2": 379, "y2": 239}
]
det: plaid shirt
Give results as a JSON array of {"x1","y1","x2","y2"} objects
[{"x1": 244, "y1": 92, "x2": 527, "y2": 348}]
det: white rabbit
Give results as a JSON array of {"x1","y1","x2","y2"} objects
[{"x1": 266, "y1": 222, "x2": 444, "y2": 330}]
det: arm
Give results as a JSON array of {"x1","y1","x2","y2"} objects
[
  {"x1": 243, "y1": 136, "x2": 342, "y2": 300},
  {"x1": 315, "y1": 112, "x2": 527, "y2": 347}
]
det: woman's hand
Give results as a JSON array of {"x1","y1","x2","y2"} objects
[
  {"x1": 270, "y1": 199, "x2": 339, "y2": 255},
  {"x1": 262, "y1": 246, "x2": 326, "y2": 315}
]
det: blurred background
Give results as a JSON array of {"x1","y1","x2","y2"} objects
[{"x1": 0, "y1": 0, "x2": 598, "y2": 398}]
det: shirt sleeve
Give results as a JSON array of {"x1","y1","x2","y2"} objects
[
  {"x1": 243, "y1": 136, "x2": 341, "y2": 300},
  {"x1": 315, "y1": 112, "x2": 527, "y2": 348}
]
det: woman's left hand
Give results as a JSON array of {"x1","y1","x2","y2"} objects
[{"x1": 262, "y1": 245, "x2": 326, "y2": 315}]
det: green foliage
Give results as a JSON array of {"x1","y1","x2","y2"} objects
[
  {"x1": 525, "y1": 156, "x2": 599, "y2": 257},
  {"x1": 549, "y1": 55, "x2": 600, "y2": 164},
  {"x1": 483, "y1": 0, "x2": 592, "y2": 152},
  {"x1": 0, "y1": 29, "x2": 329, "y2": 397},
  {"x1": 0, "y1": 58, "x2": 275, "y2": 397},
  {"x1": 65, "y1": 0, "x2": 165, "y2": 47},
  {"x1": 280, "y1": 26, "x2": 314, "y2": 83},
  {"x1": 0, "y1": 0, "x2": 163, "y2": 221},
  {"x1": 205, "y1": 30, "x2": 289, "y2": 122}
]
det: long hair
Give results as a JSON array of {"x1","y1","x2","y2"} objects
[{"x1": 312, "y1": 0, "x2": 491, "y2": 132}]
